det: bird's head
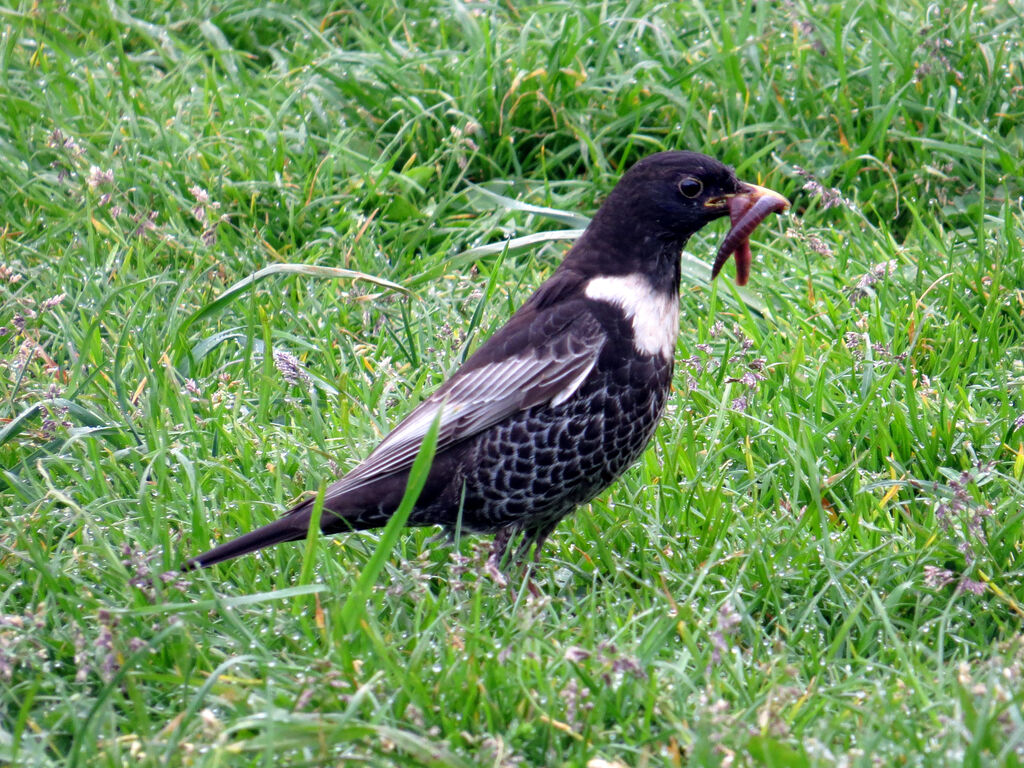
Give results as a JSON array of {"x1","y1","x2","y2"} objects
[{"x1": 578, "y1": 151, "x2": 789, "y2": 286}]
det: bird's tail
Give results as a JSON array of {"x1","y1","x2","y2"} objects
[{"x1": 183, "y1": 501, "x2": 313, "y2": 570}]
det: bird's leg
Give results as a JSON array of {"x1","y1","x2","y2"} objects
[
  {"x1": 484, "y1": 528, "x2": 512, "y2": 587},
  {"x1": 512, "y1": 534, "x2": 535, "y2": 566},
  {"x1": 531, "y1": 543, "x2": 546, "y2": 566},
  {"x1": 516, "y1": 521, "x2": 557, "y2": 566},
  {"x1": 515, "y1": 523, "x2": 557, "y2": 597}
]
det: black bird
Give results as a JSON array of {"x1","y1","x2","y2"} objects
[{"x1": 186, "y1": 151, "x2": 788, "y2": 578}]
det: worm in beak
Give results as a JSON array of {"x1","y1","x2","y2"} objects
[{"x1": 711, "y1": 183, "x2": 790, "y2": 286}]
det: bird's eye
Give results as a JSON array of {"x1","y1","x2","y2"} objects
[{"x1": 678, "y1": 176, "x2": 703, "y2": 198}]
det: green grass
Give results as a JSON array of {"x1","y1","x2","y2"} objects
[{"x1": 2, "y1": 0, "x2": 1023, "y2": 765}]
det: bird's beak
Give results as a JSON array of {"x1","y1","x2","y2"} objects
[
  {"x1": 709, "y1": 181, "x2": 790, "y2": 285},
  {"x1": 704, "y1": 182, "x2": 790, "y2": 212}
]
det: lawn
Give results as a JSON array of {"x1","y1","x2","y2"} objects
[{"x1": 1, "y1": 1, "x2": 1023, "y2": 766}]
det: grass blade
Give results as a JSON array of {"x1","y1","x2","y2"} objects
[
  {"x1": 339, "y1": 406, "x2": 442, "y2": 633},
  {"x1": 178, "y1": 263, "x2": 410, "y2": 340}
]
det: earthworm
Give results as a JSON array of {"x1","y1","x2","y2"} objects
[{"x1": 711, "y1": 193, "x2": 789, "y2": 286}]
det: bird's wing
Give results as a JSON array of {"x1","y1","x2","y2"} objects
[{"x1": 329, "y1": 307, "x2": 605, "y2": 495}]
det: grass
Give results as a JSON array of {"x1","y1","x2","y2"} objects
[{"x1": 1, "y1": 0, "x2": 1023, "y2": 765}]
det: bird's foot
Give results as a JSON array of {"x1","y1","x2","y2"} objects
[
  {"x1": 424, "y1": 528, "x2": 455, "y2": 547},
  {"x1": 484, "y1": 527, "x2": 512, "y2": 587},
  {"x1": 485, "y1": 559, "x2": 509, "y2": 588},
  {"x1": 523, "y1": 565, "x2": 542, "y2": 599},
  {"x1": 527, "y1": 581, "x2": 542, "y2": 599}
]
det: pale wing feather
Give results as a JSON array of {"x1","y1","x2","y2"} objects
[{"x1": 329, "y1": 317, "x2": 603, "y2": 496}]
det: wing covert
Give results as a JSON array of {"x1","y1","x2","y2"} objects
[{"x1": 328, "y1": 309, "x2": 604, "y2": 496}]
